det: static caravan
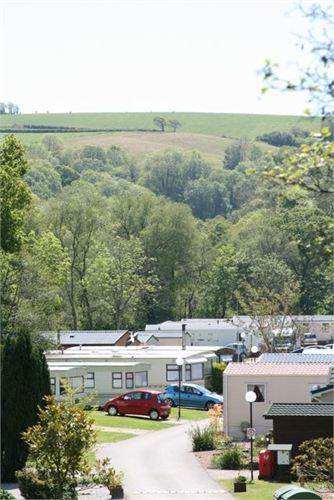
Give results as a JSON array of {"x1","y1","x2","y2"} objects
[
  {"x1": 145, "y1": 319, "x2": 246, "y2": 347},
  {"x1": 46, "y1": 345, "x2": 219, "y2": 406},
  {"x1": 223, "y1": 361, "x2": 331, "y2": 440}
]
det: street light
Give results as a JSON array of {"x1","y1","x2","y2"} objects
[
  {"x1": 251, "y1": 345, "x2": 259, "y2": 362},
  {"x1": 245, "y1": 390, "x2": 257, "y2": 481},
  {"x1": 175, "y1": 357, "x2": 184, "y2": 421},
  {"x1": 240, "y1": 332, "x2": 246, "y2": 361}
]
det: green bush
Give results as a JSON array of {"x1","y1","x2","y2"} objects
[
  {"x1": 292, "y1": 437, "x2": 334, "y2": 486},
  {"x1": 16, "y1": 467, "x2": 56, "y2": 499},
  {"x1": 189, "y1": 425, "x2": 216, "y2": 451},
  {"x1": 16, "y1": 466, "x2": 77, "y2": 499},
  {"x1": 212, "y1": 446, "x2": 244, "y2": 469},
  {"x1": 210, "y1": 362, "x2": 227, "y2": 394},
  {"x1": 0, "y1": 490, "x2": 16, "y2": 499}
]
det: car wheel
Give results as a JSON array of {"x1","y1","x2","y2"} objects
[
  {"x1": 108, "y1": 405, "x2": 118, "y2": 416},
  {"x1": 149, "y1": 409, "x2": 159, "y2": 420},
  {"x1": 205, "y1": 401, "x2": 215, "y2": 410},
  {"x1": 164, "y1": 398, "x2": 175, "y2": 407}
]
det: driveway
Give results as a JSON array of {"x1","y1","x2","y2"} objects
[{"x1": 97, "y1": 419, "x2": 234, "y2": 500}]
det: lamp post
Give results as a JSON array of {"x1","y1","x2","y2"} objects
[
  {"x1": 251, "y1": 345, "x2": 259, "y2": 362},
  {"x1": 176, "y1": 357, "x2": 184, "y2": 421},
  {"x1": 240, "y1": 332, "x2": 246, "y2": 361},
  {"x1": 245, "y1": 390, "x2": 257, "y2": 481}
]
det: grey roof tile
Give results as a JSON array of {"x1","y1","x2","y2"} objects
[
  {"x1": 258, "y1": 353, "x2": 334, "y2": 363},
  {"x1": 264, "y1": 402, "x2": 334, "y2": 418}
]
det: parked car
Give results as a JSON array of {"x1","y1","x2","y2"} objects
[
  {"x1": 292, "y1": 345, "x2": 327, "y2": 353},
  {"x1": 223, "y1": 342, "x2": 248, "y2": 358},
  {"x1": 161, "y1": 383, "x2": 224, "y2": 409},
  {"x1": 102, "y1": 390, "x2": 171, "y2": 420},
  {"x1": 303, "y1": 333, "x2": 318, "y2": 346}
]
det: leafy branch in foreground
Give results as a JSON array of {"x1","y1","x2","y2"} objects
[{"x1": 263, "y1": 133, "x2": 334, "y2": 194}]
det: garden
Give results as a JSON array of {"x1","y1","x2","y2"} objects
[{"x1": 189, "y1": 405, "x2": 334, "y2": 499}]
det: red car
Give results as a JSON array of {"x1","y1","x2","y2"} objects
[{"x1": 102, "y1": 390, "x2": 171, "y2": 420}]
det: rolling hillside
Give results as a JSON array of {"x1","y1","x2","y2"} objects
[{"x1": 0, "y1": 111, "x2": 320, "y2": 139}]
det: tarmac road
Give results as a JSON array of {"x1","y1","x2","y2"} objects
[{"x1": 97, "y1": 419, "x2": 234, "y2": 500}]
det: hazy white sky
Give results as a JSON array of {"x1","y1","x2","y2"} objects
[{"x1": 1, "y1": 0, "x2": 315, "y2": 115}]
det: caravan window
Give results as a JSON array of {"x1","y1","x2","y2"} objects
[
  {"x1": 126, "y1": 372, "x2": 134, "y2": 389},
  {"x1": 112, "y1": 372, "x2": 122, "y2": 389},
  {"x1": 50, "y1": 377, "x2": 56, "y2": 395},
  {"x1": 246, "y1": 384, "x2": 265, "y2": 402},
  {"x1": 135, "y1": 371, "x2": 148, "y2": 387},
  {"x1": 70, "y1": 376, "x2": 84, "y2": 393},
  {"x1": 85, "y1": 372, "x2": 95, "y2": 389},
  {"x1": 166, "y1": 364, "x2": 179, "y2": 382}
]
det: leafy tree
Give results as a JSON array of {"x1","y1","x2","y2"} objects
[
  {"x1": 107, "y1": 145, "x2": 128, "y2": 166},
  {"x1": 1, "y1": 330, "x2": 50, "y2": 481},
  {"x1": 41, "y1": 135, "x2": 64, "y2": 154},
  {"x1": 167, "y1": 119, "x2": 181, "y2": 132},
  {"x1": 264, "y1": 137, "x2": 334, "y2": 194},
  {"x1": 20, "y1": 395, "x2": 96, "y2": 499},
  {"x1": 25, "y1": 160, "x2": 62, "y2": 199},
  {"x1": 201, "y1": 245, "x2": 241, "y2": 317},
  {"x1": 45, "y1": 182, "x2": 106, "y2": 329},
  {"x1": 142, "y1": 201, "x2": 200, "y2": 320},
  {"x1": 85, "y1": 237, "x2": 157, "y2": 329},
  {"x1": 142, "y1": 149, "x2": 209, "y2": 203},
  {"x1": 55, "y1": 164, "x2": 80, "y2": 186},
  {"x1": 256, "y1": 130, "x2": 298, "y2": 147},
  {"x1": 153, "y1": 116, "x2": 167, "y2": 131},
  {"x1": 110, "y1": 191, "x2": 156, "y2": 239},
  {"x1": 274, "y1": 205, "x2": 333, "y2": 312},
  {"x1": 0, "y1": 135, "x2": 32, "y2": 253},
  {"x1": 223, "y1": 138, "x2": 261, "y2": 169},
  {"x1": 142, "y1": 149, "x2": 185, "y2": 201},
  {"x1": 235, "y1": 280, "x2": 300, "y2": 352},
  {"x1": 184, "y1": 178, "x2": 230, "y2": 219},
  {"x1": 210, "y1": 362, "x2": 227, "y2": 394},
  {"x1": 80, "y1": 145, "x2": 106, "y2": 163},
  {"x1": 292, "y1": 437, "x2": 334, "y2": 487},
  {"x1": 15, "y1": 231, "x2": 70, "y2": 332}
]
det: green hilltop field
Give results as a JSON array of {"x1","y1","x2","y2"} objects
[{"x1": 0, "y1": 111, "x2": 320, "y2": 138}]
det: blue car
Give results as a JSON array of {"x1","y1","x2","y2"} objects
[{"x1": 161, "y1": 383, "x2": 223, "y2": 410}]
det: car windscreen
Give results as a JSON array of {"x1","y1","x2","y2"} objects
[{"x1": 158, "y1": 394, "x2": 167, "y2": 403}]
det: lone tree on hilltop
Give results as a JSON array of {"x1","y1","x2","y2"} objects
[
  {"x1": 167, "y1": 119, "x2": 181, "y2": 132},
  {"x1": 153, "y1": 116, "x2": 167, "y2": 132}
]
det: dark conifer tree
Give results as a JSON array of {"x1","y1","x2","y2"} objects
[{"x1": 1, "y1": 330, "x2": 50, "y2": 481}]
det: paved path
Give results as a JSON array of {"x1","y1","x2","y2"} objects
[{"x1": 97, "y1": 420, "x2": 234, "y2": 500}]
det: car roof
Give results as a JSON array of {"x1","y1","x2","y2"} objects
[{"x1": 122, "y1": 389, "x2": 162, "y2": 395}]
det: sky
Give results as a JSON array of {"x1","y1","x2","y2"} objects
[{"x1": 1, "y1": 0, "x2": 316, "y2": 115}]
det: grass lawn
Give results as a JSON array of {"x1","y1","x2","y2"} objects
[
  {"x1": 96, "y1": 430, "x2": 135, "y2": 443},
  {"x1": 170, "y1": 407, "x2": 210, "y2": 421},
  {"x1": 220, "y1": 479, "x2": 301, "y2": 499},
  {"x1": 91, "y1": 410, "x2": 174, "y2": 431}
]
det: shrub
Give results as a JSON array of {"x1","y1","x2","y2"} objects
[
  {"x1": 21, "y1": 394, "x2": 97, "y2": 499},
  {"x1": 92, "y1": 458, "x2": 124, "y2": 492},
  {"x1": 234, "y1": 475, "x2": 247, "y2": 484},
  {"x1": 0, "y1": 490, "x2": 16, "y2": 499},
  {"x1": 189, "y1": 425, "x2": 216, "y2": 451},
  {"x1": 211, "y1": 362, "x2": 226, "y2": 394},
  {"x1": 16, "y1": 467, "x2": 55, "y2": 499},
  {"x1": 292, "y1": 437, "x2": 334, "y2": 486},
  {"x1": 212, "y1": 446, "x2": 244, "y2": 469}
]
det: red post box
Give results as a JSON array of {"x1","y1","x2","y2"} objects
[{"x1": 258, "y1": 449, "x2": 274, "y2": 479}]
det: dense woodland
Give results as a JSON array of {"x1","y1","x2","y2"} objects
[{"x1": 1, "y1": 128, "x2": 333, "y2": 336}]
